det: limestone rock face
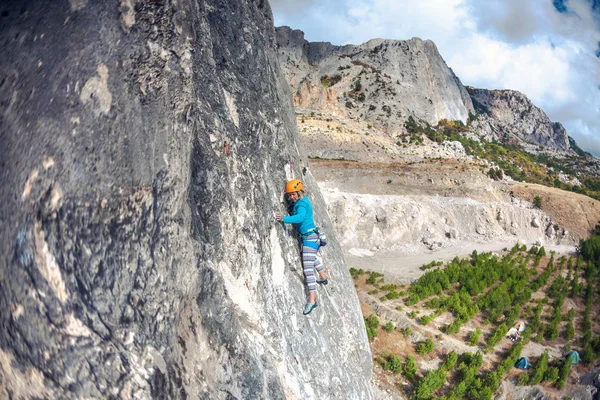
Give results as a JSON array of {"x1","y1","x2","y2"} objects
[
  {"x1": 277, "y1": 27, "x2": 577, "y2": 156},
  {"x1": 276, "y1": 26, "x2": 474, "y2": 134},
  {"x1": 0, "y1": 1, "x2": 372, "y2": 399},
  {"x1": 320, "y1": 187, "x2": 568, "y2": 253},
  {"x1": 467, "y1": 87, "x2": 571, "y2": 152}
]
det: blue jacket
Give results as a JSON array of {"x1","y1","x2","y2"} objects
[{"x1": 283, "y1": 196, "x2": 316, "y2": 235}]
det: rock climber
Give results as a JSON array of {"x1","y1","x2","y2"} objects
[{"x1": 275, "y1": 179, "x2": 328, "y2": 315}]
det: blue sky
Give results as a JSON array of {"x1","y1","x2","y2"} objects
[{"x1": 271, "y1": 0, "x2": 600, "y2": 157}]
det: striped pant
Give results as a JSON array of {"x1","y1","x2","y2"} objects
[{"x1": 302, "y1": 233, "x2": 323, "y2": 292}]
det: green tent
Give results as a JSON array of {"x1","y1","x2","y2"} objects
[{"x1": 566, "y1": 351, "x2": 580, "y2": 364}]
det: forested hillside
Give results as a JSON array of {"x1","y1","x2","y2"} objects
[{"x1": 354, "y1": 240, "x2": 600, "y2": 399}]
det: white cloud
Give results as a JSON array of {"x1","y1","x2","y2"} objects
[
  {"x1": 343, "y1": 0, "x2": 470, "y2": 45},
  {"x1": 271, "y1": 0, "x2": 600, "y2": 156},
  {"x1": 269, "y1": 0, "x2": 320, "y2": 13},
  {"x1": 274, "y1": 0, "x2": 469, "y2": 45},
  {"x1": 452, "y1": 35, "x2": 575, "y2": 105},
  {"x1": 565, "y1": 120, "x2": 600, "y2": 155}
]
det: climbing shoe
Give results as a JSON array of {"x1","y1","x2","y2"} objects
[
  {"x1": 317, "y1": 279, "x2": 328, "y2": 285},
  {"x1": 303, "y1": 302, "x2": 318, "y2": 315}
]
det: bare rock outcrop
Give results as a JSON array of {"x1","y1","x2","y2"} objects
[
  {"x1": 496, "y1": 363, "x2": 600, "y2": 400},
  {"x1": 321, "y1": 187, "x2": 571, "y2": 254},
  {"x1": 467, "y1": 87, "x2": 571, "y2": 153},
  {"x1": 0, "y1": 1, "x2": 372, "y2": 399},
  {"x1": 276, "y1": 26, "x2": 474, "y2": 134},
  {"x1": 277, "y1": 27, "x2": 580, "y2": 157}
]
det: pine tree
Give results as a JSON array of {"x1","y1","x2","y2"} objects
[
  {"x1": 404, "y1": 356, "x2": 417, "y2": 379},
  {"x1": 565, "y1": 321, "x2": 575, "y2": 340}
]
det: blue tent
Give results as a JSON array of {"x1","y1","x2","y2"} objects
[
  {"x1": 515, "y1": 357, "x2": 531, "y2": 369},
  {"x1": 566, "y1": 351, "x2": 581, "y2": 364}
]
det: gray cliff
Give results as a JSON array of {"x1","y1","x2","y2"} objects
[
  {"x1": 276, "y1": 26, "x2": 474, "y2": 133},
  {"x1": 467, "y1": 86, "x2": 571, "y2": 153},
  {"x1": 0, "y1": 1, "x2": 372, "y2": 399},
  {"x1": 276, "y1": 27, "x2": 574, "y2": 154}
]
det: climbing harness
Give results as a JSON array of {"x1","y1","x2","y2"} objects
[
  {"x1": 300, "y1": 227, "x2": 317, "y2": 238},
  {"x1": 300, "y1": 227, "x2": 327, "y2": 246}
]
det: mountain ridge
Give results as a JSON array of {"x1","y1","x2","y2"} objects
[
  {"x1": 467, "y1": 86, "x2": 570, "y2": 152},
  {"x1": 276, "y1": 26, "x2": 575, "y2": 156},
  {"x1": 276, "y1": 26, "x2": 474, "y2": 131}
]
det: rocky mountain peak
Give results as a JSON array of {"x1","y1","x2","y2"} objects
[
  {"x1": 276, "y1": 26, "x2": 474, "y2": 135},
  {"x1": 467, "y1": 86, "x2": 571, "y2": 152},
  {"x1": 277, "y1": 27, "x2": 574, "y2": 155}
]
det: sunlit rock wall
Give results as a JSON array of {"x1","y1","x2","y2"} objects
[
  {"x1": 0, "y1": 1, "x2": 372, "y2": 398},
  {"x1": 467, "y1": 87, "x2": 571, "y2": 153},
  {"x1": 276, "y1": 26, "x2": 474, "y2": 132}
]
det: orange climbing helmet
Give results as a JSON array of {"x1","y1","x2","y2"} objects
[{"x1": 285, "y1": 179, "x2": 304, "y2": 193}]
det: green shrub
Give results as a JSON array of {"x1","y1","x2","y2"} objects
[
  {"x1": 383, "y1": 322, "x2": 395, "y2": 333},
  {"x1": 414, "y1": 364, "x2": 449, "y2": 400},
  {"x1": 517, "y1": 373, "x2": 530, "y2": 385},
  {"x1": 366, "y1": 326, "x2": 376, "y2": 339},
  {"x1": 556, "y1": 357, "x2": 572, "y2": 389},
  {"x1": 349, "y1": 267, "x2": 362, "y2": 278},
  {"x1": 406, "y1": 293, "x2": 420, "y2": 305},
  {"x1": 366, "y1": 271, "x2": 383, "y2": 285},
  {"x1": 420, "y1": 260, "x2": 443, "y2": 271},
  {"x1": 530, "y1": 351, "x2": 549, "y2": 384},
  {"x1": 529, "y1": 246, "x2": 539, "y2": 255},
  {"x1": 579, "y1": 235, "x2": 600, "y2": 268},
  {"x1": 401, "y1": 326, "x2": 412, "y2": 337},
  {"x1": 471, "y1": 351, "x2": 484, "y2": 368},
  {"x1": 320, "y1": 74, "x2": 342, "y2": 87},
  {"x1": 468, "y1": 328, "x2": 482, "y2": 346},
  {"x1": 582, "y1": 343, "x2": 595, "y2": 364},
  {"x1": 383, "y1": 354, "x2": 403, "y2": 374},
  {"x1": 404, "y1": 355, "x2": 417, "y2": 379},
  {"x1": 365, "y1": 314, "x2": 379, "y2": 339},
  {"x1": 443, "y1": 351, "x2": 458, "y2": 371},
  {"x1": 565, "y1": 321, "x2": 575, "y2": 340},
  {"x1": 445, "y1": 322, "x2": 461, "y2": 335},
  {"x1": 485, "y1": 323, "x2": 507, "y2": 351},
  {"x1": 488, "y1": 168, "x2": 504, "y2": 181},
  {"x1": 565, "y1": 308, "x2": 575, "y2": 321},
  {"x1": 385, "y1": 291, "x2": 401, "y2": 300},
  {"x1": 416, "y1": 338, "x2": 435, "y2": 355},
  {"x1": 545, "y1": 367, "x2": 559, "y2": 383},
  {"x1": 365, "y1": 314, "x2": 379, "y2": 328},
  {"x1": 545, "y1": 324, "x2": 559, "y2": 340}
]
